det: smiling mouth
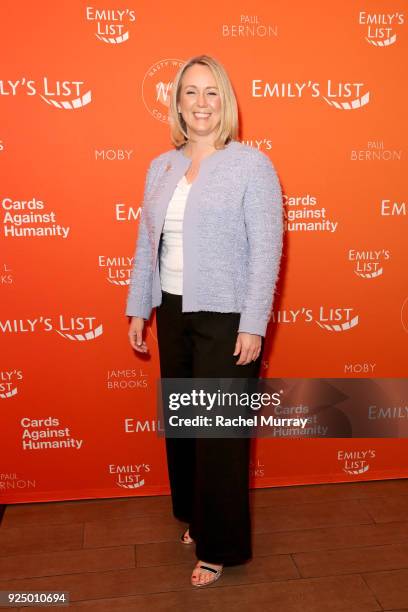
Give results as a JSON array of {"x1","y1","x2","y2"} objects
[{"x1": 193, "y1": 112, "x2": 211, "y2": 118}]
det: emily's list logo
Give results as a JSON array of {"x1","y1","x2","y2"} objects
[
  {"x1": 98, "y1": 255, "x2": 133, "y2": 286},
  {"x1": 109, "y1": 463, "x2": 151, "y2": 489},
  {"x1": 359, "y1": 11, "x2": 405, "y2": 47},
  {"x1": 0, "y1": 316, "x2": 103, "y2": 341},
  {"x1": 252, "y1": 79, "x2": 370, "y2": 110},
  {"x1": 85, "y1": 7, "x2": 136, "y2": 44},
  {"x1": 0, "y1": 369, "x2": 23, "y2": 399},
  {"x1": 338, "y1": 449, "x2": 376, "y2": 475},
  {"x1": 0, "y1": 78, "x2": 92, "y2": 109},
  {"x1": 348, "y1": 248, "x2": 390, "y2": 279},
  {"x1": 271, "y1": 307, "x2": 359, "y2": 332}
]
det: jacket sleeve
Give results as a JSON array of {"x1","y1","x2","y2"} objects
[
  {"x1": 125, "y1": 160, "x2": 157, "y2": 319},
  {"x1": 238, "y1": 150, "x2": 283, "y2": 337}
]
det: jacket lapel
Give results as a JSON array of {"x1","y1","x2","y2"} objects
[
  {"x1": 151, "y1": 142, "x2": 238, "y2": 256},
  {"x1": 152, "y1": 151, "x2": 191, "y2": 255}
]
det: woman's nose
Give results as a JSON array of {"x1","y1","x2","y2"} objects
[{"x1": 196, "y1": 92, "x2": 206, "y2": 106}]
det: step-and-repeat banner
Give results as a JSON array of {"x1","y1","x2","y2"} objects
[{"x1": 1, "y1": 2, "x2": 407, "y2": 503}]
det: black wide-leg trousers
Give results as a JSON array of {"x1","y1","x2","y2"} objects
[{"x1": 156, "y1": 290, "x2": 263, "y2": 566}]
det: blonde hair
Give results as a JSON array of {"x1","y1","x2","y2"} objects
[{"x1": 169, "y1": 54, "x2": 239, "y2": 149}]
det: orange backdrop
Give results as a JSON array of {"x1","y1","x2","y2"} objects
[{"x1": 1, "y1": 0, "x2": 407, "y2": 503}]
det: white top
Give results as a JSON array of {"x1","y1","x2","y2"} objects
[{"x1": 159, "y1": 175, "x2": 192, "y2": 294}]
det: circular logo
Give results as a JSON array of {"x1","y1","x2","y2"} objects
[{"x1": 142, "y1": 58, "x2": 185, "y2": 123}]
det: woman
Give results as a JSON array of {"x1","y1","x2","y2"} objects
[{"x1": 126, "y1": 54, "x2": 283, "y2": 587}]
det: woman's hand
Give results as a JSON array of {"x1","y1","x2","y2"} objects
[
  {"x1": 233, "y1": 332, "x2": 262, "y2": 365},
  {"x1": 128, "y1": 316, "x2": 149, "y2": 353}
]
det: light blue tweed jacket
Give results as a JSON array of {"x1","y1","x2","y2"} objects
[{"x1": 125, "y1": 140, "x2": 283, "y2": 337}]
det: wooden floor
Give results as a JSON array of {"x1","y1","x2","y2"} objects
[{"x1": 1, "y1": 479, "x2": 408, "y2": 611}]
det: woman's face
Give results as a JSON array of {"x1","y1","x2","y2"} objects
[{"x1": 177, "y1": 64, "x2": 222, "y2": 141}]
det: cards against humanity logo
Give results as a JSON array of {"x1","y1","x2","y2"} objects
[
  {"x1": 85, "y1": 7, "x2": 136, "y2": 44},
  {"x1": 142, "y1": 58, "x2": 185, "y2": 123}
]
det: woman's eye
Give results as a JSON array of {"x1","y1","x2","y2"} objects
[{"x1": 185, "y1": 91, "x2": 217, "y2": 95}]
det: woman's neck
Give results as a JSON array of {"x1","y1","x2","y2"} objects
[{"x1": 183, "y1": 139, "x2": 217, "y2": 160}]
